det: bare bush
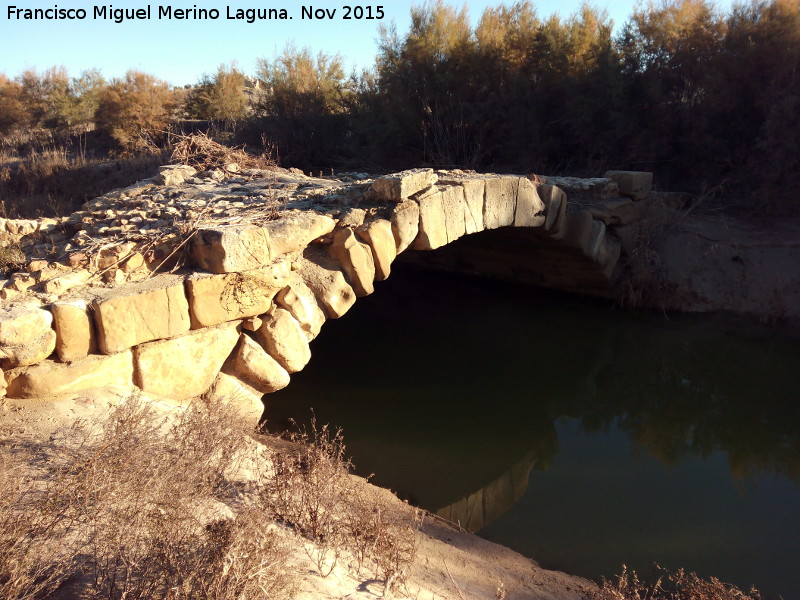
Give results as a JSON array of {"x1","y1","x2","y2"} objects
[{"x1": 593, "y1": 564, "x2": 762, "y2": 600}]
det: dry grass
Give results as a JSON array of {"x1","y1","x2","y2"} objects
[
  {"x1": 0, "y1": 397, "x2": 421, "y2": 600},
  {"x1": 265, "y1": 419, "x2": 421, "y2": 593},
  {"x1": 592, "y1": 565, "x2": 762, "y2": 600}
]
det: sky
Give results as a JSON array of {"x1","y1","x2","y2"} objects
[{"x1": 1, "y1": 0, "x2": 737, "y2": 86}]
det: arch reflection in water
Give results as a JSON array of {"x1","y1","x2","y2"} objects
[{"x1": 264, "y1": 265, "x2": 800, "y2": 599}]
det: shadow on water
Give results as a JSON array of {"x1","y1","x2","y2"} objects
[{"x1": 263, "y1": 263, "x2": 800, "y2": 599}]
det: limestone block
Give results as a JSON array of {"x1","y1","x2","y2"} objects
[
  {"x1": 558, "y1": 210, "x2": 596, "y2": 251},
  {"x1": 133, "y1": 321, "x2": 240, "y2": 401},
  {"x1": 329, "y1": 228, "x2": 375, "y2": 297},
  {"x1": 357, "y1": 219, "x2": 396, "y2": 281},
  {"x1": 254, "y1": 307, "x2": 311, "y2": 374},
  {"x1": 41, "y1": 270, "x2": 92, "y2": 296},
  {"x1": 484, "y1": 177, "x2": 519, "y2": 229},
  {"x1": 461, "y1": 179, "x2": 486, "y2": 234},
  {"x1": 0, "y1": 305, "x2": 56, "y2": 368},
  {"x1": 275, "y1": 278, "x2": 326, "y2": 340},
  {"x1": 513, "y1": 177, "x2": 546, "y2": 228},
  {"x1": 390, "y1": 201, "x2": 420, "y2": 254},
  {"x1": 537, "y1": 184, "x2": 568, "y2": 235},
  {"x1": 223, "y1": 333, "x2": 290, "y2": 394},
  {"x1": 442, "y1": 185, "x2": 467, "y2": 243},
  {"x1": 263, "y1": 212, "x2": 336, "y2": 256},
  {"x1": 5, "y1": 351, "x2": 134, "y2": 399},
  {"x1": 154, "y1": 164, "x2": 197, "y2": 186},
  {"x1": 603, "y1": 170, "x2": 653, "y2": 201},
  {"x1": 584, "y1": 221, "x2": 607, "y2": 261},
  {"x1": 204, "y1": 371, "x2": 264, "y2": 420},
  {"x1": 294, "y1": 253, "x2": 356, "y2": 319},
  {"x1": 413, "y1": 188, "x2": 448, "y2": 250},
  {"x1": 52, "y1": 300, "x2": 96, "y2": 362},
  {"x1": 92, "y1": 275, "x2": 191, "y2": 355},
  {"x1": 588, "y1": 198, "x2": 647, "y2": 226},
  {"x1": 370, "y1": 169, "x2": 437, "y2": 201},
  {"x1": 185, "y1": 261, "x2": 290, "y2": 328},
  {"x1": 192, "y1": 226, "x2": 272, "y2": 274}
]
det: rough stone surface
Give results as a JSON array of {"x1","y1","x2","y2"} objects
[
  {"x1": 133, "y1": 321, "x2": 240, "y2": 401},
  {"x1": 0, "y1": 305, "x2": 56, "y2": 368},
  {"x1": 254, "y1": 307, "x2": 312, "y2": 374},
  {"x1": 5, "y1": 351, "x2": 134, "y2": 399},
  {"x1": 192, "y1": 226, "x2": 272, "y2": 274},
  {"x1": 371, "y1": 168, "x2": 437, "y2": 201},
  {"x1": 223, "y1": 333, "x2": 290, "y2": 394},
  {"x1": 185, "y1": 261, "x2": 290, "y2": 328},
  {"x1": 52, "y1": 300, "x2": 96, "y2": 362},
  {"x1": 329, "y1": 228, "x2": 375, "y2": 297},
  {"x1": 154, "y1": 164, "x2": 197, "y2": 186},
  {"x1": 92, "y1": 275, "x2": 191, "y2": 354},
  {"x1": 537, "y1": 184, "x2": 568, "y2": 235},
  {"x1": 442, "y1": 185, "x2": 468, "y2": 243},
  {"x1": 357, "y1": 219, "x2": 396, "y2": 281},
  {"x1": 514, "y1": 177, "x2": 546, "y2": 228},
  {"x1": 414, "y1": 188, "x2": 448, "y2": 250},
  {"x1": 461, "y1": 179, "x2": 486, "y2": 234},
  {"x1": 484, "y1": 177, "x2": 519, "y2": 229},
  {"x1": 390, "y1": 201, "x2": 420, "y2": 253},
  {"x1": 263, "y1": 212, "x2": 336, "y2": 256},
  {"x1": 204, "y1": 371, "x2": 264, "y2": 419},
  {"x1": 294, "y1": 252, "x2": 357, "y2": 319},
  {"x1": 275, "y1": 277, "x2": 326, "y2": 340},
  {"x1": 603, "y1": 170, "x2": 653, "y2": 201}
]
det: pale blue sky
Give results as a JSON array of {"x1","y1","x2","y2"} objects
[{"x1": 1, "y1": 0, "x2": 736, "y2": 86}]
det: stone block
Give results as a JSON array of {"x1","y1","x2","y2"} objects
[
  {"x1": 484, "y1": 176, "x2": 519, "y2": 229},
  {"x1": 5, "y1": 351, "x2": 134, "y2": 399},
  {"x1": 413, "y1": 188, "x2": 448, "y2": 250},
  {"x1": 294, "y1": 253, "x2": 356, "y2": 319},
  {"x1": 537, "y1": 184, "x2": 568, "y2": 235},
  {"x1": 461, "y1": 179, "x2": 486, "y2": 234},
  {"x1": 357, "y1": 219, "x2": 396, "y2": 281},
  {"x1": 370, "y1": 168, "x2": 437, "y2": 201},
  {"x1": 204, "y1": 371, "x2": 264, "y2": 421},
  {"x1": 329, "y1": 228, "x2": 375, "y2": 297},
  {"x1": 263, "y1": 212, "x2": 336, "y2": 256},
  {"x1": 223, "y1": 333, "x2": 290, "y2": 394},
  {"x1": 52, "y1": 299, "x2": 96, "y2": 362},
  {"x1": 274, "y1": 278, "x2": 326, "y2": 340},
  {"x1": 133, "y1": 321, "x2": 240, "y2": 401},
  {"x1": 192, "y1": 225, "x2": 272, "y2": 274},
  {"x1": 185, "y1": 261, "x2": 290, "y2": 328},
  {"x1": 154, "y1": 164, "x2": 196, "y2": 186},
  {"x1": 254, "y1": 307, "x2": 311, "y2": 374},
  {"x1": 442, "y1": 185, "x2": 467, "y2": 243},
  {"x1": 0, "y1": 305, "x2": 56, "y2": 368},
  {"x1": 92, "y1": 275, "x2": 191, "y2": 355},
  {"x1": 514, "y1": 177, "x2": 546, "y2": 227},
  {"x1": 559, "y1": 210, "x2": 596, "y2": 252},
  {"x1": 603, "y1": 170, "x2": 653, "y2": 201},
  {"x1": 390, "y1": 200, "x2": 420, "y2": 254}
]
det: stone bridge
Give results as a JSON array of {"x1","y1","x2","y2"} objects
[{"x1": 0, "y1": 166, "x2": 651, "y2": 418}]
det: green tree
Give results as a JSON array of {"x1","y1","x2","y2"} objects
[{"x1": 0, "y1": 74, "x2": 25, "y2": 137}]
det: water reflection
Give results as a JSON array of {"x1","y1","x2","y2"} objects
[{"x1": 263, "y1": 265, "x2": 800, "y2": 597}]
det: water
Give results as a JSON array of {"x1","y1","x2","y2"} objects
[{"x1": 264, "y1": 263, "x2": 800, "y2": 598}]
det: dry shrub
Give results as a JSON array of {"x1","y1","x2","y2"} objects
[
  {"x1": 264, "y1": 419, "x2": 421, "y2": 591},
  {"x1": 170, "y1": 132, "x2": 277, "y2": 175},
  {"x1": 593, "y1": 565, "x2": 762, "y2": 600},
  {"x1": 0, "y1": 395, "x2": 295, "y2": 600}
]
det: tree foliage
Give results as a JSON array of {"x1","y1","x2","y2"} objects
[
  {"x1": 95, "y1": 70, "x2": 178, "y2": 150},
  {"x1": 186, "y1": 64, "x2": 248, "y2": 124}
]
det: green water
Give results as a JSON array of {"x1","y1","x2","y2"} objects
[{"x1": 264, "y1": 264, "x2": 800, "y2": 599}]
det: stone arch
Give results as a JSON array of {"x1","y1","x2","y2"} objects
[{"x1": 1, "y1": 169, "x2": 622, "y2": 423}]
